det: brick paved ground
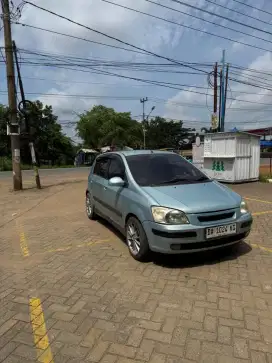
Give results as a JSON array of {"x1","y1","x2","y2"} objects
[{"x1": 0, "y1": 171, "x2": 272, "y2": 363}]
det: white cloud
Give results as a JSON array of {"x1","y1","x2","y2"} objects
[{"x1": 1, "y1": 0, "x2": 271, "y2": 139}]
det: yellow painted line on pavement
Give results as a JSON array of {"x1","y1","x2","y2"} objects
[
  {"x1": 29, "y1": 297, "x2": 54, "y2": 363},
  {"x1": 45, "y1": 238, "x2": 110, "y2": 254},
  {"x1": 245, "y1": 197, "x2": 272, "y2": 205},
  {"x1": 252, "y1": 210, "x2": 272, "y2": 216},
  {"x1": 250, "y1": 243, "x2": 272, "y2": 253},
  {"x1": 16, "y1": 220, "x2": 29, "y2": 257}
]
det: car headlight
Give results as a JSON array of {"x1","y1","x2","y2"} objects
[
  {"x1": 151, "y1": 206, "x2": 189, "y2": 224},
  {"x1": 240, "y1": 199, "x2": 249, "y2": 214}
]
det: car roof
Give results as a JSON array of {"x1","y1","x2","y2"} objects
[{"x1": 102, "y1": 150, "x2": 176, "y2": 157}]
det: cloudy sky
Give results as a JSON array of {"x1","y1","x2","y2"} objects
[{"x1": 1, "y1": 0, "x2": 272, "y2": 140}]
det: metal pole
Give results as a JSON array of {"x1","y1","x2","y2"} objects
[
  {"x1": 214, "y1": 62, "x2": 217, "y2": 114},
  {"x1": 140, "y1": 97, "x2": 148, "y2": 149},
  {"x1": 2, "y1": 0, "x2": 22, "y2": 190},
  {"x1": 220, "y1": 50, "x2": 226, "y2": 132},
  {"x1": 218, "y1": 70, "x2": 222, "y2": 132},
  {"x1": 222, "y1": 63, "x2": 229, "y2": 131},
  {"x1": 13, "y1": 41, "x2": 41, "y2": 189},
  {"x1": 143, "y1": 128, "x2": 146, "y2": 150}
]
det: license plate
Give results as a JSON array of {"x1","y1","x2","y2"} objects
[{"x1": 206, "y1": 223, "x2": 236, "y2": 239}]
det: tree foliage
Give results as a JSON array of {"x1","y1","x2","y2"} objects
[
  {"x1": 144, "y1": 117, "x2": 195, "y2": 150},
  {"x1": 76, "y1": 105, "x2": 143, "y2": 149},
  {"x1": 0, "y1": 101, "x2": 75, "y2": 166},
  {"x1": 76, "y1": 105, "x2": 196, "y2": 150}
]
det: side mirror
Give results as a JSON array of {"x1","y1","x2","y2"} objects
[{"x1": 109, "y1": 176, "x2": 125, "y2": 187}]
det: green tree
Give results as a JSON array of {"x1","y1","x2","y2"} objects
[
  {"x1": 0, "y1": 105, "x2": 10, "y2": 157},
  {"x1": 0, "y1": 101, "x2": 76, "y2": 166},
  {"x1": 144, "y1": 117, "x2": 195, "y2": 149},
  {"x1": 76, "y1": 105, "x2": 143, "y2": 149}
]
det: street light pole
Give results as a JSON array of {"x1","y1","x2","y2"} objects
[{"x1": 141, "y1": 104, "x2": 155, "y2": 150}]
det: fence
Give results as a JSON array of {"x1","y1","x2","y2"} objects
[{"x1": 260, "y1": 152, "x2": 272, "y2": 176}]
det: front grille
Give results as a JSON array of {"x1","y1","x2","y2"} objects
[
  {"x1": 170, "y1": 232, "x2": 246, "y2": 251},
  {"x1": 197, "y1": 211, "x2": 235, "y2": 223}
]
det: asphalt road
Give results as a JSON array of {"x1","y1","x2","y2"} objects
[
  {"x1": 0, "y1": 158, "x2": 270, "y2": 181},
  {"x1": 0, "y1": 167, "x2": 90, "y2": 180}
]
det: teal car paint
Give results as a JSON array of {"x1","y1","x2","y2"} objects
[{"x1": 86, "y1": 150, "x2": 252, "y2": 261}]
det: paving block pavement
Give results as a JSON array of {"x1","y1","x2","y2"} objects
[{"x1": 0, "y1": 174, "x2": 272, "y2": 363}]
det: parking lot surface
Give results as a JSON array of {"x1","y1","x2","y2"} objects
[{"x1": 0, "y1": 170, "x2": 272, "y2": 363}]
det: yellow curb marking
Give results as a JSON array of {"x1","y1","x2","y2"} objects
[
  {"x1": 45, "y1": 238, "x2": 110, "y2": 254},
  {"x1": 252, "y1": 210, "x2": 272, "y2": 216},
  {"x1": 245, "y1": 197, "x2": 272, "y2": 205},
  {"x1": 29, "y1": 297, "x2": 54, "y2": 363},
  {"x1": 250, "y1": 243, "x2": 272, "y2": 253},
  {"x1": 16, "y1": 220, "x2": 29, "y2": 257}
]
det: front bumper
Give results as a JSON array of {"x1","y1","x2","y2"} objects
[{"x1": 142, "y1": 213, "x2": 252, "y2": 254}]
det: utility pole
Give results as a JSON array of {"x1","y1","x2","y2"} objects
[
  {"x1": 140, "y1": 97, "x2": 148, "y2": 122},
  {"x1": 2, "y1": 0, "x2": 22, "y2": 190},
  {"x1": 212, "y1": 62, "x2": 218, "y2": 132},
  {"x1": 214, "y1": 62, "x2": 217, "y2": 115},
  {"x1": 221, "y1": 63, "x2": 229, "y2": 132},
  {"x1": 220, "y1": 50, "x2": 226, "y2": 132},
  {"x1": 218, "y1": 69, "x2": 222, "y2": 132},
  {"x1": 13, "y1": 41, "x2": 41, "y2": 189},
  {"x1": 140, "y1": 97, "x2": 148, "y2": 149}
]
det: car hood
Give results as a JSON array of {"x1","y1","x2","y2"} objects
[{"x1": 142, "y1": 181, "x2": 241, "y2": 213}]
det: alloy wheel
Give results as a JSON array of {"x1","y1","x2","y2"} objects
[{"x1": 127, "y1": 222, "x2": 141, "y2": 255}]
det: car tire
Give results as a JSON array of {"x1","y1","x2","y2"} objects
[
  {"x1": 86, "y1": 192, "x2": 97, "y2": 220},
  {"x1": 126, "y1": 216, "x2": 150, "y2": 261}
]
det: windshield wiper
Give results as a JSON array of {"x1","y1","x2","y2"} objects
[
  {"x1": 194, "y1": 176, "x2": 209, "y2": 181},
  {"x1": 158, "y1": 177, "x2": 192, "y2": 185}
]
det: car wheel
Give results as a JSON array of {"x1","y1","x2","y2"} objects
[
  {"x1": 126, "y1": 216, "x2": 150, "y2": 261},
  {"x1": 86, "y1": 192, "x2": 97, "y2": 220}
]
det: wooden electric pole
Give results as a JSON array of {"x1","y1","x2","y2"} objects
[
  {"x1": 13, "y1": 41, "x2": 41, "y2": 189},
  {"x1": 1, "y1": 0, "x2": 22, "y2": 190}
]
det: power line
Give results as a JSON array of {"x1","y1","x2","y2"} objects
[
  {"x1": 229, "y1": 77, "x2": 272, "y2": 92},
  {"x1": 97, "y1": 0, "x2": 272, "y2": 53},
  {"x1": 229, "y1": 0, "x2": 272, "y2": 18},
  {"x1": 202, "y1": 0, "x2": 272, "y2": 26},
  {"x1": 13, "y1": 22, "x2": 149, "y2": 56},
  {"x1": 168, "y1": 0, "x2": 272, "y2": 37},
  {"x1": 1, "y1": 50, "x2": 272, "y2": 106},
  {"x1": 0, "y1": 87, "x2": 271, "y2": 107},
  {"x1": 143, "y1": 0, "x2": 272, "y2": 47},
  {"x1": 230, "y1": 64, "x2": 272, "y2": 77},
  {"x1": 58, "y1": 117, "x2": 272, "y2": 125},
  {"x1": 17, "y1": 74, "x2": 272, "y2": 98},
  {"x1": 22, "y1": 1, "x2": 209, "y2": 74}
]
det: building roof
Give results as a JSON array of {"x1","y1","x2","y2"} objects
[{"x1": 244, "y1": 127, "x2": 272, "y2": 135}]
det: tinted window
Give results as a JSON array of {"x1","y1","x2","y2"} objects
[
  {"x1": 126, "y1": 153, "x2": 209, "y2": 186},
  {"x1": 93, "y1": 157, "x2": 110, "y2": 179},
  {"x1": 108, "y1": 156, "x2": 125, "y2": 179}
]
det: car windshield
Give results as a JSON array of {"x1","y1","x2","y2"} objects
[{"x1": 126, "y1": 153, "x2": 210, "y2": 187}]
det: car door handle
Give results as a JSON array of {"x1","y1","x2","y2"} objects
[{"x1": 103, "y1": 186, "x2": 107, "y2": 190}]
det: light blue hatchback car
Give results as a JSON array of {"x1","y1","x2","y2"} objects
[{"x1": 86, "y1": 150, "x2": 252, "y2": 261}]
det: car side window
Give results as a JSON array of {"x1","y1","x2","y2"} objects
[
  {"x1": 93, "y1": 157, "x2": 110, "y2": 179},
  {"x1": 108, "y1": 156, "x2": 125, "y2": 179}
]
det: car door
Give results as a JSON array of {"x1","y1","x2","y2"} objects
[
  {"x1": 105, "y1": 155, "x2": 127, "y2": 227},
  {"x1": 91, "y1": 155, "x2": 111, "y2": 217}
]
